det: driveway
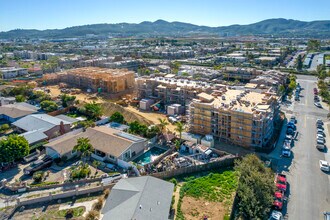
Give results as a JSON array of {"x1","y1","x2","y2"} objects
[{"x1": 277, "y1": 75, "x2": 330, "y2": 219}]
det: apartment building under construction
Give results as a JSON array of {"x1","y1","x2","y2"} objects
[
  {"x1": 137, "y1": 76, "x2": 213, "y2": 109},
  {"x1": 43, "y1": 67, "x2": 135, "y2": 94},
  {"x1": 188, "y1": 87, "x2": 279, "y2": 148}
]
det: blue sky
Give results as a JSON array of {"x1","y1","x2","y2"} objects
[{"x1": 1, "y1": 0, "x2": 330, "y2": 31}]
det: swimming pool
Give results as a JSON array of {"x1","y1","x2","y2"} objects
[{"x1": 133, "y1": 147, "x2": 166, "y2": 165}]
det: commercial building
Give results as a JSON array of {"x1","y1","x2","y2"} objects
[
  {"x1": 43, "y1": 67, "x2": 135, "y2": 94},
  {"x1": 0, "y1": 67, "x2": 28, "y2": 79},
  {"x1": 188, "y1": 87, "x2": 279, "y2": 148}
]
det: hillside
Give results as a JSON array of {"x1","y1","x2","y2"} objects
[{"x1": 1, "y1": 18, "x2": 330, "y2": 39}]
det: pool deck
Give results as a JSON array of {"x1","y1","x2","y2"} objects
[{"x1": 130, "y1": 144, "x2": 170, "y2": 165}]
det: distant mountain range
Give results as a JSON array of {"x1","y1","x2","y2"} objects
[{"x1": 1, "y1": 18, "x2": 330, "y2": 39}]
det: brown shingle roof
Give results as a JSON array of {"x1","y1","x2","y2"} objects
[
  {"x1": 0, "y1": 103, "x2": 38, "y2": 119},
  {"x1": 45, "y1": 126, "x2": 144, "y2": 157}
]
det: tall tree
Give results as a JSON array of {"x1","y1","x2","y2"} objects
[
  {"x1": 110, "y1": 112, "x2": 125, "y2": 124},
  {"x1": 157, "y1": 118, "x2": 169, "y2": 133},
  {"x1": 81, "y1": 101, "x2": 103, "y2": 120},
  {"x1": 0, "y1": 135, "x2": 29, "y2": 163},
  {"x1": 234, "y1": 154, "x2": 275, "y2": 219},
  {"x1": 40, "y1": 100, "x2": 58, "y2": 112},
  {"x1": 61, "y1": 94, "x2": 76, "y2": 107},
  {"x1": 175, "y1": 122, "x2": 184, "y2": 141},
  {"x1": 296, "y1": 54, "x2": 303, "y2": 70},
  {"x1": 74, "y1": 137, "x2": 93, "y2": 163}
]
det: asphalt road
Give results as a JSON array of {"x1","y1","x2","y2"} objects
[{"x1": 278, "y1": 75, "x2": 330, "y2": 220}]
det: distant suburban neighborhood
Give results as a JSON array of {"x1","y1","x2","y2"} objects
[{"x1": 0, "y1": 11, "x2": 330, "y2": 220}]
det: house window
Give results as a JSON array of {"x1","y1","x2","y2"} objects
[
  {"x1": 95, "y1": 150, "x2": 106, "y2": 157},
  {"x1": 123, "y1": 150, "x2": 131, "y2": 159}
]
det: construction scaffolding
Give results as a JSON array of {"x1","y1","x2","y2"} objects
[{"x1": 43, "y1": 67, "x2": 135, "y2": 94}]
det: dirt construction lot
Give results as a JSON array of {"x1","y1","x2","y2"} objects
[
  {"x1": 47, "y1": 85, "x2": 178, "y2": 132},
  {"x1": 47, "y1": 85, "x2": 105, "y2": 104},
  {"x1": 181, "y1": 196, "x2": 226, "y2": 220}
]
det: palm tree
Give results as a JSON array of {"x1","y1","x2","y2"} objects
[
  {"x1": 174, "y1": 139, "x2": 181, "y2": 151},
  {"x1": 74, "y1": 137, "x2": 93, "y2": 163},
  {"x1": 175, "y1": 122, "x2": 184, "y2": 142},
  {"x1": 158, "y1": 118, "x2": 169, "y2": 133}
]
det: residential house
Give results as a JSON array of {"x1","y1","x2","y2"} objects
[
  {"x1": 0, "y1": 102, "x2": 39, "y2": 122},
  {"x1": 102, "y1": 176, "x2": 174, "y2": 220},
  {"x1": 12, "y1": 114, "x2": 72, "y2": 140},
  {"x1": 44, "y1": 126, "x2": 147, "y2": 166}
]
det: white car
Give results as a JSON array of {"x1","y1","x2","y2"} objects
[
  {"x1": 269, "y1": 210, "x2": 283, "y2": 220},
  {"x1": 319, "y1": 160, "x2": 330, "y2": 172},
  {"x1": 317, "y1": 134, "x2": 324, "y2": 139},
  {"x1": 282, "y1": 149, "x2": 291, "y2": 157},
  {"x1": 314, "y1": 102, "x2": 323, "y2": 108}
]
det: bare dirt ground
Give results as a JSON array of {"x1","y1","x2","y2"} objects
[
  {"x1": 181, "y1": 196, "x2": 226, "y2": 220},
  {"x1": 47, "y1": 85, "x2": 179, "y2": 132},
  {"x1": 47, "y1": 85, "x2": 105, "y2": 104},
  {"x1": 125, "y1": 106, "x2": 177, "y2": 132}
]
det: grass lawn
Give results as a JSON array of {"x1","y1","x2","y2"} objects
[
  {"x1": 176, "y1": 169, "x2": 239, "y2": 220},
  {"x1": 31, "y1": 206, "x2": 85, "y2": 220},
  {"x1": 55, "y1": 206, "x2": 85, "y2": 218},
  {"x1": 181, "y1": 170, "x2": 238, "y2": 202}
]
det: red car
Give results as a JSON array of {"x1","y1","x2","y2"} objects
[
  {"x1": 275, "y1": 174, "x2": 287, "y2": 192},
  {"x1": 274, "y1": 190, "x2": 284, "y2": 200},
  {"x1": 273, "y1": 199, "x2": 283, "y2": 210},
  {"x1": 314, "y1": 88, "x2": 318, "y2": 95},
  {"x1": 273, "y1": 190, "x2": 285, "y2": 210}
]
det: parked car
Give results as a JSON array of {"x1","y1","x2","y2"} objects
[
  {"x1": 317, "y1": 125, "x2": 324, "y2": 130},
  {"x1": 324, "y1": 212, "x2": 330, "y2": 220},
  {"x1": 285, "y1": 134, "x2": 293, "y2": 140},
  {"x1": 287, "y1": 122, "x2": 296, "y2": 130},
  {"x1": 22, "y1": 150, "x2": 40, "y2": 164},
  {"x1": 317, "y1": 130, "x2": 325, "y2": 136},
  {"x1": 317, "y1": 139, "x2": 326, "y2": 145},
  {"x1": 275, "y1": 174, "x2": 287, "y2": 191},
  {"x1": 317, "y1": 136, "x2": 326, "y2": 143},
  {"x1": 319, "y1": 160, "x2": 330, "y2": 172},
  {"x1": 314, "y1": 102, "x2": 322, "y2": 108},
  {"x1": 316, "y1": 119, "x2": 323, "y2": 125},
  {"x1": 282, "y1": 149, "x2": 291, "y2": 158},
  {"x1": 290, "y1": 116, "x2": 297, "y2": 124},
  {"x1": 317, "y1": 134, "x2": 325, "y2": 139},
  {"x1": 316, "y1": 144, "x2": 326, "y2": 151},
  {"x1": 273, "y1": 190, "x2": 285, "y2": 210},
  {"x1": 283, "y1": 140, "x2": 291, "y2": 149},
  {"x1": 269, "y1": 210, "x2": 283, "y2": 220},
  {"x1": 286, "y1": 128, "x2": 294, "y2": 135},
  {"x1": 23, "y1": 155, "x2": 53, "y2": 175}
]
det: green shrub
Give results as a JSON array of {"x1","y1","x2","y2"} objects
[
  {"x1": 85, "y1": 210, "x2": 99, "y2": 220},
  {"x1": 32, "y1": 171, "x2": 44, "y2": 183},
  {"x1": 93, "y1": 197, "x2": 104, "y2": 211}
]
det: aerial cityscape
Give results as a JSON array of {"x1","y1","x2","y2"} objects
[{"x1": 0, "y1": 0, "x2": 329, "y2": 220}]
